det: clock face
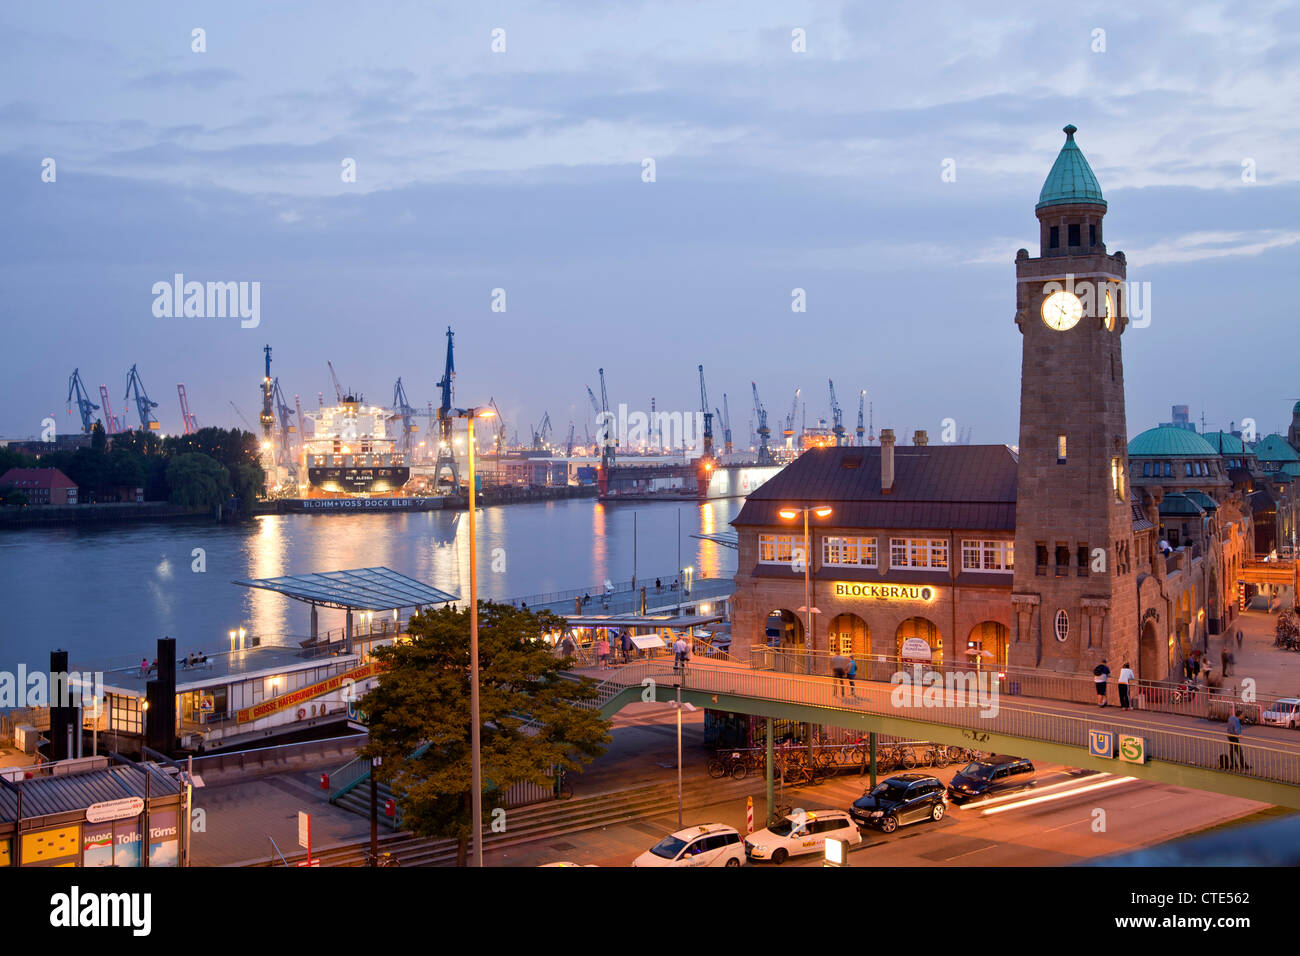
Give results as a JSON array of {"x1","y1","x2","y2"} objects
[
  {"x1": 1041, "y1": 290, "x2": 1083, "y2": 331},
  {"x1": 1104, "y1": 290, "x2": 1116, "y2": 330}
]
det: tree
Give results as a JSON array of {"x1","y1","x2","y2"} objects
[
  {"x1": 0, "y1": 486, "x2": 28, "y2": 507},
  {"x1": 359, "y1": 603, "x2": 610, "y2": 865},
  {"x1": 229, "y1": 459, "x2": 265, "y2": 505},
  {"x1": 165, "y1": 453, "x2": 231, "y2": 508}
]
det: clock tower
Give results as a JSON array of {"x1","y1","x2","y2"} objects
[{"x1": 1009, "y1": 125, "x2": 1138, "y2": 675}]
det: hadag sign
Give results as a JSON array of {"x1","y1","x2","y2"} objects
[{"x1": 832, "y1": 582, "x2": 937, "y2": 603}]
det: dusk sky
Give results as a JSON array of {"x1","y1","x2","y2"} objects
[{"x1": 2, "y1": 1, "x2": 1298, "y2": 447}]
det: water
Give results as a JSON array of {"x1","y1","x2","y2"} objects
[{"x1": 0, "y1": 497, "x2": 741, "y2": 670}]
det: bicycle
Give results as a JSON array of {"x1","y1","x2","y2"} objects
[
  {"x1": 554, "y1": 768, "x2": 574, "y2": 799},
  {"x1": 365, "y1": 850, "x2": 400, "y2": 867},
  {"x1": 923, "y1": 743, "x2": 955, "y2": 768}
]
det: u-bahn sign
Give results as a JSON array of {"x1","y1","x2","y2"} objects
[{"x1": 832, "y1": 582, "x2": 937, "y2": 603}]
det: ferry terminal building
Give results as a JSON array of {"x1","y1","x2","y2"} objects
[{"x1": 730, "y1": 126, "x2": 1270, "y2": 684}]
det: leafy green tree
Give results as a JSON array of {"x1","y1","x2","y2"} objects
[
  {"x1": 108, "y1": 446, "x2": 145, "y2": 490},
  {"x1": 0, "y1": 447, "x2": 37, "y2": 474},
  {"x1": 90, "y1": 422, "x2": 107, "y2": 452},
  {"x1": 0, "y1": 486, "x2": 28, "y2": 507},
  {"x1": 229, "y1": 459, "x2": 266, "y2": 504},
  {"x1": 165, "y1": 453, "x2": 231, "y2": 508},
  {"x1": 360, "y1": 603, "x2": 610, "y2": 866}
]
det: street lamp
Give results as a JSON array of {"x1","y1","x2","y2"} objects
[
  {"x1": 778, "y1": 506, "x2": 832, "y2": 654},
  {"x1": 666, "y1": 688, "x2": 697, "y2": 829},
  {"x1": 456, "y1": 405, "x2": 495, "y2": 868}
]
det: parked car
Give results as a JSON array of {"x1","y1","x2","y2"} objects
[
  {"x1": 632, "y1": 823, "x2": 746, "y2": 867},
  {"x1": 947, "y1": 755, "x2": 1037, "y2": 803},
  {"x1": 851, "y1": 774, "x2": 947, "y2": 832},
  {"x1": 744, "y1": 809, "x2": 862, "y2": 864},
  {"x1": 1260, "y1": 698, "x2": 1300, "y2": 729}
]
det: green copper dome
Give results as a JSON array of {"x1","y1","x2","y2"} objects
[
  {"x1": 1253, "y1": 434, "x2": 1300, "y2": 463},
  {"x1": 1292, "y1": 400, "x2": 1300, "y2": 414},
  {"x1": 1037, "y1": 125, "x2": 1106, "y2": 210},
  {"x1": 1128, "y1": 426, "x2": 1218, "y2": 457}
]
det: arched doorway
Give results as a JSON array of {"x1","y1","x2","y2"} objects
[
  {"x1": 896, "y1": 617, "x2": 943, "y2": 665},
  {"x1": 1140, "y1": 620, "x2": 1161, "y2": 681},
  {"x1": 827, "y1": 613, "x2": 871, "y2": 657},
  {"x1": 764, "y1": 609, "x2": 805, "y2": 648},
  {"x1": 966, "y1": 621, "x2": 1008, "y2": 669}
]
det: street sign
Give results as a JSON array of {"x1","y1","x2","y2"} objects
[
  {"x1": 1088, "y1": 729, "x2": 1114, "y2": 758},
  {"x1": 1118, "y1": 735, "x2": 1146, "y2": 764}
]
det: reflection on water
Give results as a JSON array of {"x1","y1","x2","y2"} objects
[{"x1": 0, "y1": 497, "x2": 741, "y2": 667}]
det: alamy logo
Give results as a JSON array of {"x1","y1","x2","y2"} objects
[
  {"x1": 152, "y1": 274, "x2": 260, "y2": 328},
  {"x1": 49, "y1": 887, "x2": 151, "y2": 936},
  {"x1": 0, "y1": 667, "x2": 103, "y2": 709},
  {"x1": 890, "y1": 665, "x2": 999, "y2": 717},
  {"x1": 596, "y1": 404, "x2": 706, "y2": 450}
]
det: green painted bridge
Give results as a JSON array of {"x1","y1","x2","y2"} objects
[{"x1": 571, "y1": 660, "x2": 1300, "y2": 809}]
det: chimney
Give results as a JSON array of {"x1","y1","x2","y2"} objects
[
  {"x1": 880, "y1": 428, "x2": 895, "y2": 493},
  {"x1": 913, "y1": 430, "x2": 928, "y2": 446}
]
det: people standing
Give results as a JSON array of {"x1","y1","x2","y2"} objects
[
  {"x1": 620, "y1": 630, "x2": 632, "y2": 663},
  {"x1": 1237, "y1": 627, "x2": 1243, "y2": 650},
  {"x1": 596, "y1": 635, "x2": 610, "y2": 669},
  {"x1": 830, "y1": 654, "x2": 848, "y2": 697},
  {"x1": 673, "y1": 634, "x2": 689, "y2": 671},
  {"x1": 1093, "y1": 659, "x2": 1111, "y2": 707},
  {"x1": 1117, "y1": 661, "x2": 1134, "y2": 710},
  {"x1": 1226, "y1": 706, "x2": 1249, "y2": 770},
  {"x1": 846, "y1": 657, "x2": 857, "y2": 695}
]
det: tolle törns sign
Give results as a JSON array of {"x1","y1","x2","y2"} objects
[
  {"x1": 832, "y1": 582, "x2": 937, "y2": 603},
  {"x1": 236, "y1": 662, "x2": 378, "y2": 723}
]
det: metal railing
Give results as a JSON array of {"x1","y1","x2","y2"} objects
[{"x1": 581, "y1": 660, "x2": 1300, "y2": 788}]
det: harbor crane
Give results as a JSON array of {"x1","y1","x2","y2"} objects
[
  {"x1": 327, "y1": 361, "x2": 345, "y2": 403},
  {"x1": 598, "y1": 368, "x2": 615, "y2": 471},
  {"x1": 177, "y1": 384, "x2": 199, "y2": 434},
  {"x1": 829, "y1": 379, "x2": 845, "y2": 446},
  {"x1": 856, "y1": 390, "x2": 866, "y2": 445},
  {"x1": 229, "y1": 401, "x2": 255, "y2": 430},
  {"x1": 124, "y1": 364, "x2": 161, "y2": 431},
  {"x1": 720, "y1": 393, "x2": 734, "y2": 455},
  {"x1": 531, "y1": 411, "x2": 553, "y2": 450},
  {"x1": 98, "y1": 385, "x2": 121, "y2": 435},
  {"x1": 488, "y1": 397, "x2": 506, "y2": 455},
  {"x1": 783, "y1": 387, "x2": 801, "y2": 448},
  {"x1": 565, "y1": 421, "x2": 576, "y2": 457},
  {"x1": 751, "y1": 382, "x2": 772, "y2": 465},
  {"x1": 260, "y1": 346, "x2": 276, "y2": 459},
  {"x1": 391, "y1": 378, "x2": 420, "y2": 459},
  {"x1": 698, "y1": 365, "x2": 715, "y2": 460},
  {"x1": 66, "y1": 369, "x2": 99, "y2": 434},
  {"x1": 432, "y1": 326, "x2": 459, "y2": 491},
  {"x1": 272, "y1": 378, "x2": 296, "y2": 468}
]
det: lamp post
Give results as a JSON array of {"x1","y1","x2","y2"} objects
[
  {"x1": 457, "y1": 405, "x2": 495, "y2": 868},
  {"x1": 667, "y1": 687, "x2": 697, "y2": 829},
  {"x1": 777, "y1": 506, "x2": 832, "y2": 655}
]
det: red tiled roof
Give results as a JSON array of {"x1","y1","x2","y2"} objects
[{"x1": 0, "y1": 467, "x2": 76, "y2": 489}]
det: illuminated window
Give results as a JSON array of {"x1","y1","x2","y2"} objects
[
  {"x1": 1112, "y1": 458, "x2": 1125, "y2": 501},
  {"x1": 1057, "y1": 435, "x2": 1067, "y2": 463},
  {"x1": 890, "y1": 538, "x2": 948, "y2": 570},
  {"x1": 758, "y1": 533, "x2": 799, "y2": 565},
  {"x1": 822, "y1": 536, "x2": 878, "y2": 568},
  {"x1": 962, "y1": 539, "x2": 1014, "y2": 572}
]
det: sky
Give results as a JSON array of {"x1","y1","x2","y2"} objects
[{"x1": 2, "y1": 0, "x2": 1298, "y2": 448}]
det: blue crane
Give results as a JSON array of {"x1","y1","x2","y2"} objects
[
  {"x1": 124, "y1": 364, "x2": 160, "y2": 431},
  {"x1": 432, "y1": 327, "x2": 460, "y2": 490},
  {"x1": 392, "y1": 377, "x2": 419, "y2": 459},
  {"x1": 66, "y1": 368, "x2": 100, "y2": 434}
]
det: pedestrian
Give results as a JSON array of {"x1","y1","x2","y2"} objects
[
  {"x1": 620, "y1": 630, "x2": 632, "y2": 663},
  {"x1": 846, "y1": 657, "x2": 857, "y2": 695},
  {"x1": 597, "y1": 635, "x2": 610, "y2": 669},
  {"x1": 830, "y1": 654, "x2": 848, "y2": 697},
  {"x1": 1237, "y1": 627, "x2": 1243, "y2": 650},
  {"x1": 1226, "y1": 707, "x2": 1250, "y2": 770},
  {"x1": 1191, "y1": 654, "x2": 1201, "y2": 679},
  {"x1": 1226, "y1": 649, "x2": 1235, "y2": 676},
  {"x1": 1117, "y1": 661, "x2": 1134, "y2": 710},
  {"x1": 1220, "y1": 644, "x2": 1229, "y2": 675},
  {"x1": 140, "y1": 657, "x2": 149, "y2": 677},
  {"x1": 673, "y1": 634, "x2": 689, "y2": 671},
  {"x1": 1093, "y1": 659, "x2": 1111, "y2": 707}
]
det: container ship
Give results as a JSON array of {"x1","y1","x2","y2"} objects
[{"x1": 301, "y1": 396, "x2": 409, "y2": 496}]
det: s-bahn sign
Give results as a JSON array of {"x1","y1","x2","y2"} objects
[
  {"x1": 832, "y1": 582, "x2": 938, "y2": 603},
  {"x1": 236, "y1": 662, "x2": 378, "y2": 723}
]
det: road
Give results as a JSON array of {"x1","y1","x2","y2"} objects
[{"x1": 484, "y1": 761, "x2": 1272, "y2": 867}]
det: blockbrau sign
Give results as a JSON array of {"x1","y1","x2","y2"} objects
[{"x1": 832, "y1": 582, "x2": 937, "y2": 603}]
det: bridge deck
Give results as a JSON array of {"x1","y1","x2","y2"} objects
[{"x1": 569, "y1": 659, "x2": 1300, "y2": 806}]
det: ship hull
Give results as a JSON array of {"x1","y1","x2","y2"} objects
[{"x1": 307, "y1": 466, "x2": 410, "y2": 495}]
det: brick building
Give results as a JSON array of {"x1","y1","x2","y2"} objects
[
  {"x1": 730, "y1": 125, "x2": 1256, "y2": 683},
  {"x1": 0, "y1": 467, "x2": 78, "y2": 505}
]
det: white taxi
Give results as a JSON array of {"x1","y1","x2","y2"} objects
[
  {"x1": 744, "y1": 809, "x2": 861, "y2": 865},
  {"x1": 631, "y1": 823, "x2": 746, "y2": 867}
]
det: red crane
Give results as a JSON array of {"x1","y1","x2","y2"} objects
[
  {"x1": 177, "y1": 384, "x2": 199, "y2": 434},
  {"x1": 98, "y1": 384, "x2": 119, "y2": 435}
]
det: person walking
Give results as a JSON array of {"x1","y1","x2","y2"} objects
[
  {"x1": 830, "y1": 653, "x2": 848, "y2": 697},
  {"x1": 1093, "y1": 659, "x2": 1111, "y2": 707},
  {"x1": 1236, "y1": 627, "x2": 1243, "y2": 650},
  {"x1": 1117, "y1": 661, "x2": 1134, "y2": 710},
  {"x1": 620, "y1": 630, "x2": 632, "y2": 663},
  {"x1": 673, "y1": 634, "x2": 689, "y2": 672},
  {"x1": 846, "y1": 657, "x2": 857, "y2": 695},
  {"x1": 596, "y1": 635, "x2": 610, "y2": 669},
  {"x1": 1226, "y1": 707, "x2": 1250, "y2": 770}
]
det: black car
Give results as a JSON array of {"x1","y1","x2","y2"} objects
[
  {"x1": 947, "y1": 755, "x2": 1036, "y2": 803},
  {"x1": 851, "y1": 773, "x2": 947, "y2": 833}
]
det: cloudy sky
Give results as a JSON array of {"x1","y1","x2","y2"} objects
[{"x1": 2, "y1": 0, "x2": 1298, "y2": 447}]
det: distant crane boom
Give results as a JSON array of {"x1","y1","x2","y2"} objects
[
  {"x1": 829, "y1": 379, "x2": 845, "y2": 446},
  {"x1": 177, "y1": 383, "x2": 198, "y2": 434},
  {"x1": 721, "y1": 394, "x2": 733, "y2": 455},
  {"x1": 327, "y1": 361, "x2": 344, "y2": 402},
  {"x1": 66, "y1": 369, "x2": 99, "y2": 434},
  {"x1": 124, "y1": 365, "x2": 160, "y2": 431},
  {"x1": 752, "y1": 382, "x2": 772, "y2": 464},
  {"x1": 98, "y1": 384, "x2": 120, "y2": 435},
  {"x1": 698, "y1": 364, "x2": 714, "y2": 459}
]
